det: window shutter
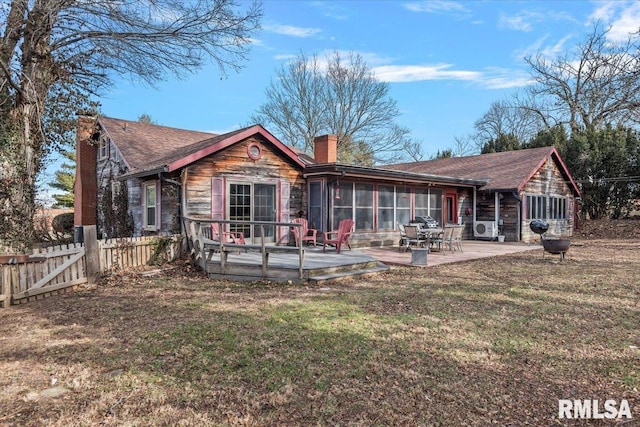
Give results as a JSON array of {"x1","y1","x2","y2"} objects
[
  {"x1": 279, "y1": 181, "x2": 290, "y2": 243},
  {"x1": 211, "y1": 177, "x2": 225, "y2": 220}
]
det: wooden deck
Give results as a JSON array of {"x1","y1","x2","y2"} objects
[{"x1": 205, "y1": 246, "x2": 389, "y2": 283}]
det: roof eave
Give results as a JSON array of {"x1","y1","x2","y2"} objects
[
  {"x1": 304, "y1": 163, "x2": 487, "y2": 187},
  {"x1": 166, "y1": 125, "x2": 307, "y2": 172}
]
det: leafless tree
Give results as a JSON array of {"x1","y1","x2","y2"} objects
[
  {"x1": 472, "y1": 98, "x2": 544, "y2": 149},
  {"x1": 0, "y1": 0, "x2": 261, "y2": 251},
  {"x1": 252, "y1": 51, "x2": 423, "y2": 165},
  {"x1": 524, "y1": 24, "x2": 640, "y2": 133}
]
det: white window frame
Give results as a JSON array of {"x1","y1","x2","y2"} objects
[
  {"x1": 143, "y1": 181, "x2": 159, "y2": 231},
  {"x1": 99, "y1": 136, "x2": 110, "y2": 160}
]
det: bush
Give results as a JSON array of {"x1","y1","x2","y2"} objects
[{"x1": 52, "y1": 212, "x2": 74, "y2": 234}]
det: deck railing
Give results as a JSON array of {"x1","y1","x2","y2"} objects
[{"x1": 183, "y1": 217, "x2": 305, "y2": 279}]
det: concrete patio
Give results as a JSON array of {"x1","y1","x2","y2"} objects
[{"x1": 359, "y1": 240, "x2": 542, "y2": 267}]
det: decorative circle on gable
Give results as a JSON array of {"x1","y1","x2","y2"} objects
[{"x1": 247, "y1": 143, "x2": 263, "y2": 160}]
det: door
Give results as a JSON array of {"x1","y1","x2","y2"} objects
[
  {"x1": 253, "y1": 183, "x2": 276, "y2": 243},
  {"x1": 228, "y1": 182, "x2": 277, "y2": 244},
  {"x1": 445, "y1": 193, "x2": 458, "y2": 225}
]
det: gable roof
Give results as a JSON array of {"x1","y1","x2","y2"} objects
[
  {"x1": 98, "y1": 116, "x2": 306, "y2": 177},
  {"x1": 386, "y1": 146, "x2": 581, "y2": 196},
  {"x1": 99, "y1": 116, "x2": 216, "y2": 173}
]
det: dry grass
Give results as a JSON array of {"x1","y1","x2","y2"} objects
[{"x1": 1, "y1": 239, "x2": 639, "y2": 426}]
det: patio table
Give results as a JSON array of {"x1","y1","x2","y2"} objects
[{"x1": 410, "y1": 224, "x2": 443, "y2": 252}]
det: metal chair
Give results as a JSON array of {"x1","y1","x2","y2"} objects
[{"x1": 403, "y1": 225, "x2": 427, "y2": 252}]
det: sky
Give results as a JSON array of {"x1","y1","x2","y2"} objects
[{"x1": 40, "y1": 0, "x2": 640, "y2": 199}]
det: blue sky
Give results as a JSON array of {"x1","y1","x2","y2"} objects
[{"x1": 40, "y1": 0, "x2": 640, "y2": 198}]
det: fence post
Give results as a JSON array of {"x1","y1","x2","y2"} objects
[
  {"x1": 83, "y1": 225, "x2": 100, "y2": 284},
  {"x1": 2, "y1": 265, "x2": 12, "y2": 308}
]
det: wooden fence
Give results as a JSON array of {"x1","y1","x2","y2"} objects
[
  {"x1": 1, "y1": 243, "x2": 87, "y2": 306},
  {"x1": 1, "y1": 231, "x2": 183, "y2": 308},
  {"x1": 98, "y1": 235, "x2": 182, "y2": 272}
]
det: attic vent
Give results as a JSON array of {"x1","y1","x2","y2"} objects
[{"x1": 123, "y1": 122, "x2": 128, "y2": 131}]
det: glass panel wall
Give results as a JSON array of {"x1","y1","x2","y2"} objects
[
  {"x1": 355, "y1": 183, "x2": 373, "y2": 230},
  {"x1": 377, "y1": 185, "x2": 395, "y2": 230}
]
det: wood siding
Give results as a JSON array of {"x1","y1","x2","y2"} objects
[
  {"x1": 520, "y1": 159, "x2": 575, "y2": 242},
  {"x1": 183, "y1": 134, "x2": 306, "y2": 223}
]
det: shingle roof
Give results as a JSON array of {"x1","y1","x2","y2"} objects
[
  {"x1": 98, "y1": 116, "x2": 216, "y2": 173},
  {"x1": 386, "y1": 146, "x2": 580, "y2": 195},
  {"x1": 99, "y1": 116, "x2": 308, "y2": 176}
]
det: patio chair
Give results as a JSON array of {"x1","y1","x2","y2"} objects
[
  {"x1": 292, "y1": 218, "x2": 317, "y2": 247},
  {"x1": 403, "y1": 225, "x2": 427, "y2": 252},
  {"x1": 323, "y1": 219, "x2": 354, "y2": 254},
  {"x1": 431, "y1": 226, "x2": 454, "y2": 253},
  {"x1": 397, "y1": 223, "x2": 408, "y2": 249},
  {"x1": 446, "y1": 225, "x2": 464, "y2": 253},
  {"x1": 212, "y1": 222, "x2": 246, "y2": 245}
]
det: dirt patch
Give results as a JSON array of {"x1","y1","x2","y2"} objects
[{"x1": 574, "y1": 218, "x2": 640, "y2": 240}]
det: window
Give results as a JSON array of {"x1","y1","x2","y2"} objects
[
  {"x1": 396, "y1": 187, "x2": 411, "y2": 226},
  {"x1": 377, "y1": 185, "x2": 395, "y2": 230},
  {"x1": 333, "y1": 182, "x2": 353, "y2": 230},
  {"x1": 355, "y1": 183, "x2": 373, "y2": 231},
  {"x1": 143, "y1": 181, "x2": 158, "y2": 230},
  {"x1": 549, "y1": 196, "x2": 567, "y2": 219},
  {"x1": 99, "y1": 136, "x2": 110, "y2": 160},
  {"x1": 527, "y1": 195, "x2": 547, "y2": 220},
  {"x1": 308, "y1": 181, "x2": 323, "y2": 231},
  {"x1": 111, "y1": 181, "x2": 122, "y2": 210},
  {"x1": 414, "y1": 188, "x2": 442, "y2": 225},
  {"x1": 414, "y1": 188, "x2": 429, "y2": 219}
]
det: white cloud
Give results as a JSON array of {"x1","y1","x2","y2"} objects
[
  {"x1": 606, "y1": 2, "x2": 640, "y2": 43},
  {"x1": 403, "y1": 1, "x2": 471, "y2": 19},
  {"x1": 263, "y1": 24, "x2": 321, "y2": 38},
  {"x1": 372, "y1": 63, "x2": 532, "y2": 89},
  {"x1": 373, "y1": 64, "x2": 480, "y2": 83},
  {"x1": 499, "y1": 14, "x2": 533, "y2": 32},
  {"x1": 515, "y1": 34, "x2": 574, "y2": 61}
]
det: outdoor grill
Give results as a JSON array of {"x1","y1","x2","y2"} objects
[
  {"x1": 529, "y1": 220, "x2": 570, "y2": 261},
  {"x1": 413, "y1": 215, "x2": 440, "y2": 229}
]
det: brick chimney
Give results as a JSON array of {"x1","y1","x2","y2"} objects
[
  {"x1": 74, "y1": 115, "x2": 98, "y2": 226},
  {"x1": 313, "y1": 134, "x2": 337, "y2": 163}
]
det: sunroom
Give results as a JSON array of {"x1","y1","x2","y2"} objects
[{"x1": 302, "y1": 163, "x2": 486, "y2": 247}]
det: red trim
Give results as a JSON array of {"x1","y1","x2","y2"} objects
[
  {"x1": 516, "y1": 147, "x2": 581, "y2": 197},
  {"x1": 166, "y1": 125, "x2": 306, "y2": 172}
]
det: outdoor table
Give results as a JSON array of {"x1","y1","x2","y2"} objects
[{"x1": 410, "y1": 224, "x2": 443, "y2": 252}]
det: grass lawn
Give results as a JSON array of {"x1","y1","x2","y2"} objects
[{"x1": 1, "y1": 239, "x2": 638, "y2": 426}]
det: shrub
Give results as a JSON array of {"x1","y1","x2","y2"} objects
[{"x1": 52, "y1": 212, "x2": 74, "y2": 234}]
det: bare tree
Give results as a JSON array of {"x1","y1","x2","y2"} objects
[
  {"x1": 252, "y1": 51, "x2": 422, "y2": 165},
  {"x1": 252, "y1": 52, "x2": 326, "y2": 154},
  {"x1": 0, "y1": 0, "x2": 261, "y2": 252},
  {"x1": 524, "y1": 24, "x2": 640, "y2": 133},
  {"x1": 472, "y1": 98, "x2": 544, "y2": 150}
]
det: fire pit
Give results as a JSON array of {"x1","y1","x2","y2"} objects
[{"x1": 529, "y1": 220, "x2": 570, "y2": 261}]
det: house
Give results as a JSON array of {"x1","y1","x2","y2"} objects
[
  {"x1": 74, "y1": 115, "x2": 309, "y2": 243},
  {"x1": 75, "y1": 115, "x2": 580, "y2": 246},
  {"x1": 385, "y1": 147, "x2": 581, "y2": 242}
]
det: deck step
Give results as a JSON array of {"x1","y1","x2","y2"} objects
[{"x1": 308, "y1": 263, "x2": 389, "y2": 283}]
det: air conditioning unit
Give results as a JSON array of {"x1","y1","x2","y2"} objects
[{"x1": 474, "y1": 221, "x2": 498, "y2": 239}]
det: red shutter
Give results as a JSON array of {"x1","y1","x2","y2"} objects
[
  {"x1": 279, "y1": 181, "x2": 290, "y2": 243},
  {"x1": 211, "y1": 177, "x2": 225, "y2": 220}
]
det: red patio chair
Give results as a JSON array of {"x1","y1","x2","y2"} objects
[
  {"x1": 323, "y1": 219, "x2": 354, "y2": 254},
  {"x1": 292, "y1": 218, "x2": 317, "y2": 247},
  {"x1": 212, "y1": 222, "x2": 246, "y2": 245}
]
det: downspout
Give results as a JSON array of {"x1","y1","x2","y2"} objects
[{"x1": 494, "y1": 192, "x2": 499, "y2": 232}]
